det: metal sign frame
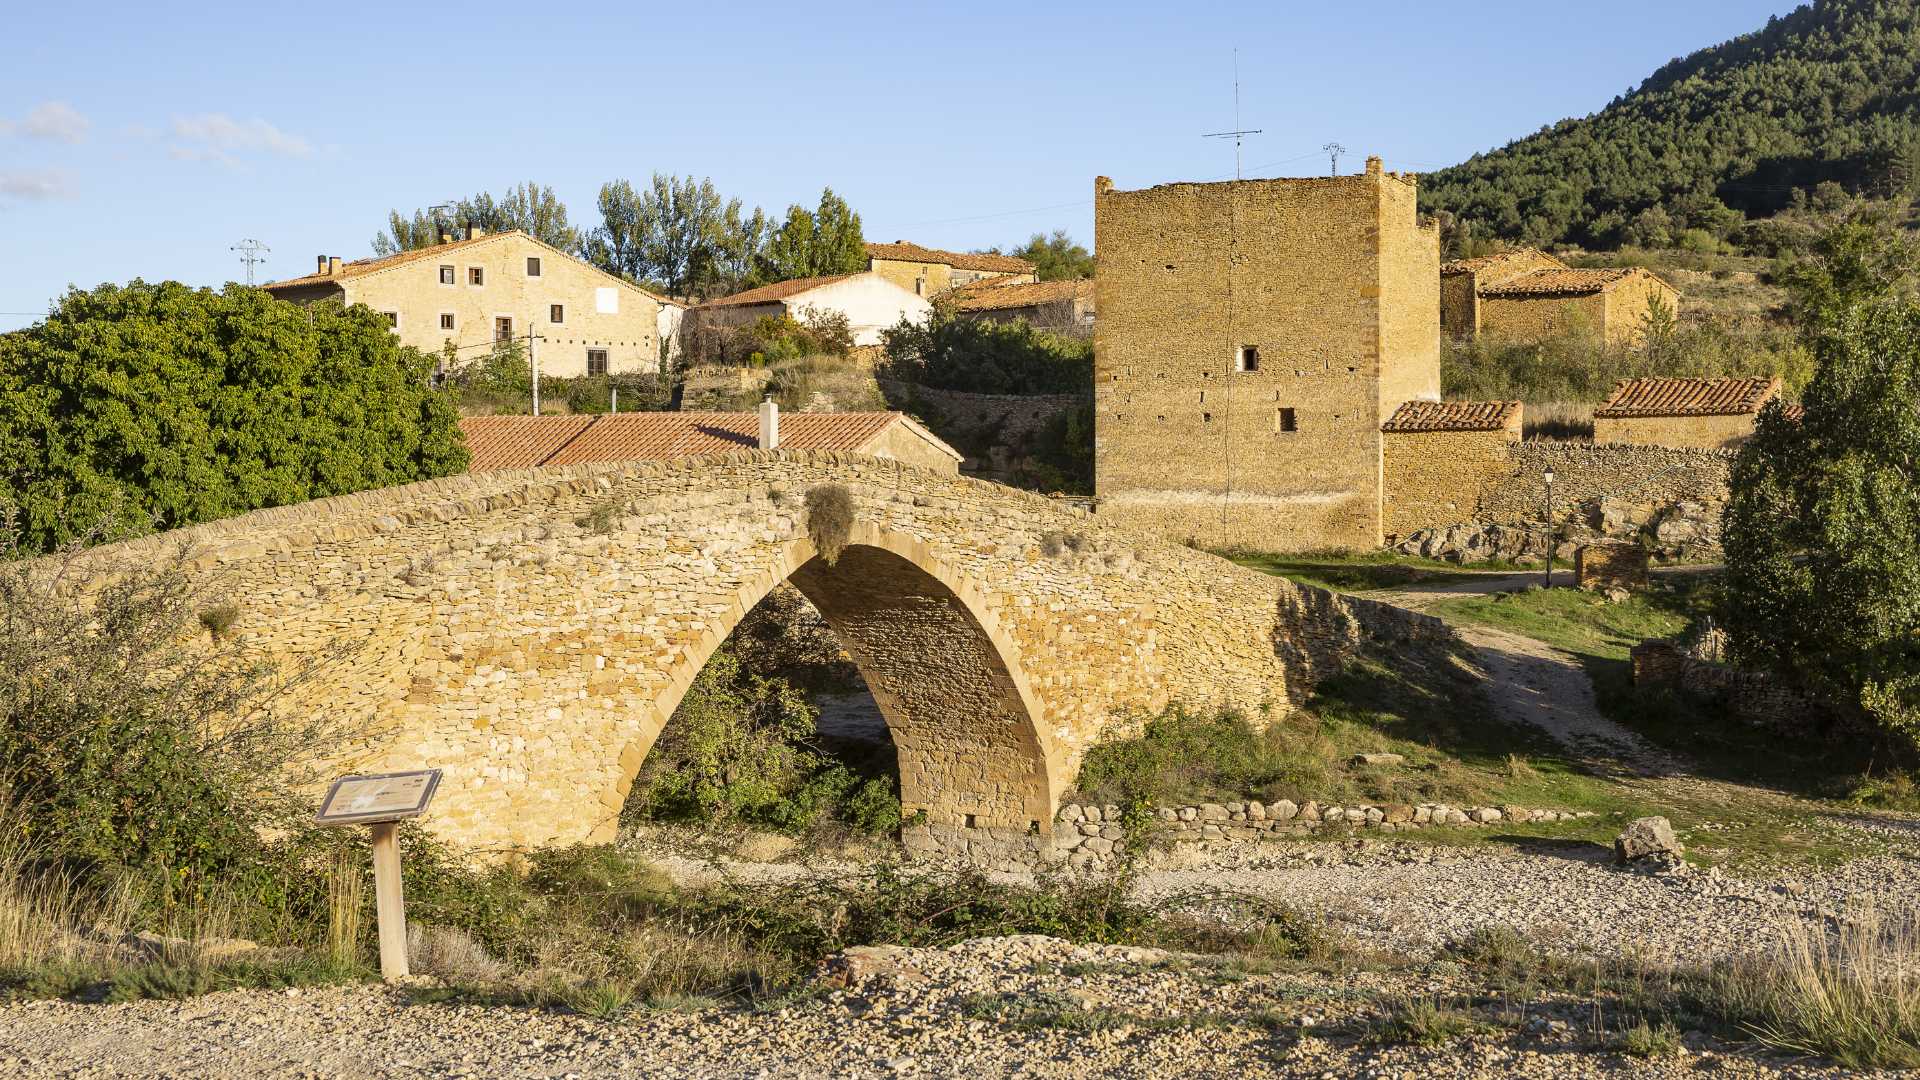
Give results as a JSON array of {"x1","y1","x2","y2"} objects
[{"x1": 315, "y1": 769, "x2": 443, "y2": 826}]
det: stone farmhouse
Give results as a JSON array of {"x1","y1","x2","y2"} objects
[
  {"x1": 1594, "y1": 376, "x2": 1782, "y2": 449},
  {"x1": 865, "y1": 241, "x2": 1036, "y2": 298},
  {"x1": 458, "y1": 407, "x2": 961, "y2": 473},
  {"x1": 949, "y1": 278, "x2": 1095, "y2": 331},
  {"x1": 687, "y1": 271, "x2": 931, "y2": 347},
  {"x1": 261, "y1": 230, "x2": 675, "y2": 378},
  {"x1": 1093, "y1": 157, "x2": 1442, "y2": 552},
  {"x1": 1440, "y1": 249, "x2": 1678, "y2": 344}
]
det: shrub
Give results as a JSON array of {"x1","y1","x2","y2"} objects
[
  {"x1": 1708, "y1": 910, "x2": 1920, "y2": 1070},
  {"x1": 879, "y1": 312, "x2": 1091, "y2": 395},
  {"x1": 0, "y1": 281, "x2": 467, "y2": 553},
  {"x1": 804, "y1": 483, "x2": 854, "y2": 565},
  {"x1": 0, "y1": 521, "x2": 345, "y2": 914},
  {"x1": 1443, "y1": 321, "x2": 1810, "y2": 408}
]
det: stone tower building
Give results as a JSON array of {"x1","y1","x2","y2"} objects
[{"x1": 1092, "y1": 157, "x2": 1440, "y2": 552}]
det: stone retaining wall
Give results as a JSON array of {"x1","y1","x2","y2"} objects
[
  {"x1": 879, "y1": 380, "x2": 1087, "y2": 481},
  {"x1": 1385, "y1": 440, "x2": 1733, "y2": 563},
  {"x1": 1053, "y1": 798, "x2": 1599, "y2": 871}
]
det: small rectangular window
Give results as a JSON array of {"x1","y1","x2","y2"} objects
[
  {"x1": 549, "y1": 303, "x2": 564, "y2": 324},
  {"x1": 1237, "y1": 344, "x2": 1260, "y2": 372},
  {"x1": 438, "y1": 265, "x2": 454, "y2": 285},
  {"x1": 469, "y1": 267, "x2": 485, "y2": 286},
  {"x1": 527, "y1": 257, "x2": 542, "y2": 277},
  {"x1": 495, "y1": 316, "x2": 513, "y2": 341},
  {"x1": 383, "y1": 311, "x2": 399, "y2": 328},
  {"x1": 439, "y1": 313, "x2": 455, "y2": 330},
  {"x1": 1276, "y1": 407, "x2": 1297, "y2": 433},
  {"x1": 586, "y1": 348, "x2": 608, "y2": 376}
]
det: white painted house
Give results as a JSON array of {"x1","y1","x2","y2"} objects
[{"x1": 689, "y1": 271, "x2": 932, "y2": 346}]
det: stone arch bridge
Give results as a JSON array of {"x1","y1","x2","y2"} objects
[{"x1": 84, "y1": 453, "x2": 1434, "y2": 864}]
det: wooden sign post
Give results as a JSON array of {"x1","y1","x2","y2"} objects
[{"x1": 316, "y1": 769, "x2": 442, "y2": 980}]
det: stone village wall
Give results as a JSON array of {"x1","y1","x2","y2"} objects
[
  {"x1": 73, "y1": 452, "x2": 1441, "y2": 870},
  {"x1": 1382, "y1": 437, "x2": 1734, "y2": 561}
]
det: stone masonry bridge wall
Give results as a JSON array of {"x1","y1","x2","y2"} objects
[{"x1": 75, "y1": 452, "x2": 1439, "y2": 867}]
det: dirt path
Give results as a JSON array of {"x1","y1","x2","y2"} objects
[{"x1": 1361, "y1": 570, "x2": 1678, "y2": 776}]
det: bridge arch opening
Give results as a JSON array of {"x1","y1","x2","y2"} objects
[{"x1": 607, "y1": 527, "x2": 1061, "y2": 862}]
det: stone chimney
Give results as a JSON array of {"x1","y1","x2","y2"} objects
[
  {"x1": 327, "y1": 256, "x2": 343, "y2": 275},
  {"x1": 316, "y1": 255, "x2": 329, "y2": 275},
  {"x1": 758, "y1": 398, "x2": 780, "y2": 451},
  {"x1": 1365, "y1": 156, "x2": 1383, "y2": 178},
  {"x1": 468, "y1": 225, "x2": 486, "y2": 240}
]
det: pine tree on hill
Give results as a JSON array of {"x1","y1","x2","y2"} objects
[{"x1": 1421, "y1": 0, "x2": 1920, "y2": 249}]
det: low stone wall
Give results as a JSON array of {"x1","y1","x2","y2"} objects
[
  {"x1": 1385, "y1": 440, "x2": 1733, "y2": 563},
  {"x1": 1630, "y1": 642, "x2": 1861, "y2": 736},
  {"x1": 1054, "y1": 798, "x2": 1599, "y2": 871},
  {"x1": 1575, "y1": 543, "x2": 1650, "y2": 591}
]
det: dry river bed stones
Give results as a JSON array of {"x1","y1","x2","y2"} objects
[
  {"x1": 1055, "y1": 800, "x2": 1597, "y2": 869},
  {"x1": 0, "y1": 934, "x2": 1885, "y2": 1079}
]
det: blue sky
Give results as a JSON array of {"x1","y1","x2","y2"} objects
[{"x1": 0, "y1": 0, "x2": 1799, "y2": 330}]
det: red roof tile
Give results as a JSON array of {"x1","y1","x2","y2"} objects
[
  {"x1": 1595, "y1": 377, "x2": 1781, "y2": 418},
  {"x1": 694, "y1": 273, "x2": 867, "y2": 310},
  {"x1": 865, "y1": 241, "x2": 1035, "y2": 274},
  {"x1": 459, "y1": 414, "x2": 599, "y2": 471},
  {"x1": 458, "y1": 411, "x2": 957, "y2": 471},
  {"x1": 948, "y1": 278, "x2": 1090, "y2": 311},
  {"x1": 1478, "y1": 266, "x2": 1653, "y2": 298},
  {"x1": 260, "y1": 230, "x2": 674, "y2": 305},
  {"x1": 1381, "y1": 399, "x2": 1522, "y2": 433}
]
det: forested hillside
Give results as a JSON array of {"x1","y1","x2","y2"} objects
[{"x1": 1421, "y1": 0, "x2": 1920, "y2": 249}]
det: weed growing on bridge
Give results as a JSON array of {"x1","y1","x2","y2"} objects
[{"x1": 804, "y1": 483, "x2": 854, "y2": 565}]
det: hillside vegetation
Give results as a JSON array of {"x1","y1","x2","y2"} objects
[{"x1": 1422, "y1": 0, "x2": 1920, "y2": 249}]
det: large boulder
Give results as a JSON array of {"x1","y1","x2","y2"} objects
[{"x1": 1614, "y1": 816, "x2": 1684, "y2": 864}]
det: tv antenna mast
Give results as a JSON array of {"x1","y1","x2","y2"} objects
[
  {"x1": 1323, "y1": 142, "x2": 1347, "y2": 176},
  {"x1": 231, "y1": 238, "x2": 270, "y2": 286},
  {"x1": 1203, "y1": 49, "x2": 1262, "y2": 180}
]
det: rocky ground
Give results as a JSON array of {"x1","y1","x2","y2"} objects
[{"x1": 0, "y1": 931, "x2": 1892, "y2": 1079}]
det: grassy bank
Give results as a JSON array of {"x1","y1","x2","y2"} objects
[
  {"x1": 1068, "y1": 634, "x2": 1646, "y2": 847},
  {"x1": 1223, "y1": 549, "x2": 1512, "y2": 592}
]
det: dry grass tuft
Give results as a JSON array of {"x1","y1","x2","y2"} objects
[
  {"x1": 1718, "y1": 910, "x2": 1920, "y2": 1070},
  {"x1": 805, "y1": 484, "x2": 855, "y2": 566}
]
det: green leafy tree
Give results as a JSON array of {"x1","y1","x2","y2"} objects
[
  {"x1": 1006, "y1": 230, "x2": 1096, "y2": 281},
  {"x1": 754, "y1": 188, "x2": 867, "y2": 285},
  {"x1": 0, "y1": 281, "x2": 467, "y2": 552},
  {"x1": 582, "y1": 174, "x2": 771, "y2": 298},
  {"x1": 373, "y1": 181, "x2": 580, "y2": 255},
  {"x1": 880, "y1": 311, "x2": 1092, "y2": 395},
  {"x1": 1723, "y1": 216, "x2": 1920, "y2": 746}
]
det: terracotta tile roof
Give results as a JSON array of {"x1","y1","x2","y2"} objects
[
  {"x1": 260, "y1": 231, "x2": 676, "y2": 306},
  {"x1": 261, "y1": 233, "x2": 498, "y2": 291},
  {"x1": 1595, "y1": 376, "x2": 1781, "y2": 418},
  {"x1": 948, "y1": 278, "x2": 1090, "y2": 311},
  {"x1": 865, "y1": 241, "x2": 1035, "y2": 274},
  {"x1": 1477, "y1": 266, "x2": 1651, "y2": 297},
  {"x1": 1778, "y1": 402, "x2": 1805, "y2": 423},
  {"x1": 1440, "y1": 248, "x2": 1560, "y2": 276},
  {"x1": 458, "y1": 414, "x2": 599, "y2": 470},
  {"x1": 694, "y1": 273, "x2": 865, "y2": 310},
  {"x1": 459, "y1": 411, "x2": 958, "y2": 470},
  {"x1": 1381, "y1": 399, "x2": 1522, "y2": 433}
]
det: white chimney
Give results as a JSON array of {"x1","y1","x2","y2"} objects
[{"x1": 758, "y1": 397, "x2": 780, "y2": 451}]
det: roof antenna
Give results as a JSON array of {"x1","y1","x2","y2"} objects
[{"x1": 1203, "y1": 48, "x2": 1262, "y2": 180}]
